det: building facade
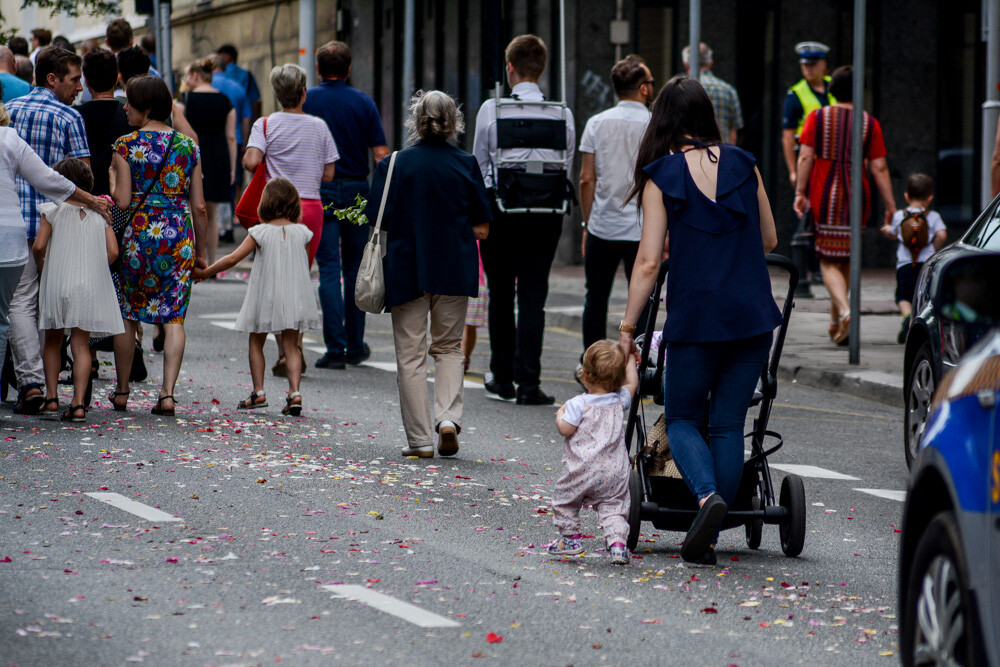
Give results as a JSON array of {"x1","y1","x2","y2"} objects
[{"x1": 3, "y1": 0, "x2": 994, "y2": 266}]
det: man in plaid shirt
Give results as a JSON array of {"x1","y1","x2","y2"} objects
[
  {"x1": 6, "y1": 45, "x2": 89, "y2": 414},
  {"x1": 683, "y1": 42, "x2": 743, "y2": 145}
]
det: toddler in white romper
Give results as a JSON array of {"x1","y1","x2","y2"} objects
[{"x1": 551, "y1": 339, "x2": 639, "y2": 564}]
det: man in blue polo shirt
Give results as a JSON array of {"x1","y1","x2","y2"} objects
[
  {"x1": 303, "y1": 41, "x2": 389, "y2": 369},
  {"x1": 0, "y1": 46, "x2": 31, "y2": 103},
  {"x1": 216, "y1": 44, "x2": 261, "y2": 120}
]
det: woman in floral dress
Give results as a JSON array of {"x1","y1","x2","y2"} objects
[{"x1": 109, "y1": 76, "x2": 208, "y2": 416}]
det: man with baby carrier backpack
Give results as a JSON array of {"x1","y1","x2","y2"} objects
[{"x1": 473, "y1": 34, "x2": 575, "y2": 406}]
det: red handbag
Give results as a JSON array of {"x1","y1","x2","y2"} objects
[{"x1": 235, "y1": 116, "x2": 267, "y2": 229}]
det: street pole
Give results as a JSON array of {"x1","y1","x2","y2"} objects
[
  {"x1": 157, "y1": 0, "x2": 173, "y2": 93},
  {"x1": 688, "y1": 0, "x2": 700, "y2": 80},
  {"x1": 299, "y1": 0, "x2": 316, "y2": 88},
  {"x1": 559, "y1": 0, "x2": 567, "y2": 102},
  {"x1": 848, "y1": 0, "x2": 866, "y2": 365},
  {"x1": 402, "y1": 0, "x2": 415, "y2": 142},
  {"x1": 981, "y1": 0, "x2": 1000, "y2": 208}
]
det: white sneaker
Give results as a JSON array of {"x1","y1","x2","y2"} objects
[
  {"x1": 437, "y1": 420, "x2": 459, "y2": 457},
  {"x1": 401, "y1": 445, "x2": 434, "y2": 458}
]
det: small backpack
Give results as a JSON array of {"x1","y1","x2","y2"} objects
[{"x1": 899, "y1": 208, "x2": 930, "y2": 266}]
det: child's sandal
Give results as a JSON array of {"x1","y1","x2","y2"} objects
[
  {"x1": 237, "y1": 391, "x2": 267, "y2": 410},
  {"x1": 281, "y1": 391, "x2": 302, "y2": 416}
]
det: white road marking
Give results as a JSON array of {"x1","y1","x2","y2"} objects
[
  {"x1": 854, "y1": 488, "x2": 907, "y2": 502},
  {"x1": 322, "y1": 584, "x2": 460, "y2": 628},
  {"x1": 362, "y1": 361, "x2": 481, "y2": 389},
  {"x1": 768, "y1": 463, "x2": 860, "y2": 480},
  {"x1": 85, "y1": 492, "x2": 181, "y2": 522}
]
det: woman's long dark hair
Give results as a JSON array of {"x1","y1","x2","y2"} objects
[{"x1": 624, "y1": 74, "x2": 722, "y2": 207}]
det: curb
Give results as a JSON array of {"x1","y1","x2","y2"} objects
[{"x1": 776, "y1": 362, "x2": 904, "y2": 409}]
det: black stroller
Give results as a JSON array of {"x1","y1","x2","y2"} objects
[{"x1": 624, "y1": 254, "x2": 806, "y2": 558}]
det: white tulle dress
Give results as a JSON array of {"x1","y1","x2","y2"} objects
[
  {"x1": 235, "y1": 222, "x2": 321, "y2": 333},
  {"x1": 37, "y1": 202, "x2": 125, "y2": 336}
]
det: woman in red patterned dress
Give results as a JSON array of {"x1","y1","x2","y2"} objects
[{"x1": 793, "y1": 66, "x2": 896, "y2": 345}]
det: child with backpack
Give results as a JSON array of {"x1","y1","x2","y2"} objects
[{"x1": 880, "y1": 174, "x2": 948, "y2": 344}]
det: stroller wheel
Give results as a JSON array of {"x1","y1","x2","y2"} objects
[
  {"x1": 745, "y1": 495, "x2": 763, "y2": 550},
  {"x1": 779, "y1": 474, "x2": 806, "y2": 557},
  {"x1": 626, "y1": 468, "x2": 642, "y2": 552}
]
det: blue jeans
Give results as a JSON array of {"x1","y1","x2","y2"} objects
[
  {"x1": 317, "y1": 178, "x2": 371, "y2": 357},
  {"x1": 663, "y1": 332, "x2": 772, "y2": 505}
]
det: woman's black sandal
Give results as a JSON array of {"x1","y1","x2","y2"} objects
[
  {"x1": 108, "y1": 390, "x2": 129, "y2": 412},
  {"x1": 281, "y1": 392, "x2": 302, "y2": 416},
  {"x1": 39, "y1": 398, "x2": 59, "y2": 417},
  {"x1": 151, "y1": 395, "x2": 175, "y2": 416},
  {"x1": 237, "y1": 391, "x2": 267, "y2": 410},
  {"x1": 60, "y1": 405, "x2": 86, "y2": 422}
]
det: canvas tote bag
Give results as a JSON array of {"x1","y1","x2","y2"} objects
[{"x1": 355, "y1": 151, "x2": 398, "y2": 314}]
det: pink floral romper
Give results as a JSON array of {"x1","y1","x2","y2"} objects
[{"x1": 553, "y1": 388, "x2": 632, "y2": 546}]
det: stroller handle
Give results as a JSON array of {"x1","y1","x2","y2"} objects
[
  {"x1": 624, "y1": 256, "x2": 799, "y2": 449},
  {"x1": 625, "y1": 259, "x2": 669, "y2": 449}
]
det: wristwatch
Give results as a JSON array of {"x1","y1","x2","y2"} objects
[{"x1": 618, "y1": 321, "x2": 636, "y2": 334}]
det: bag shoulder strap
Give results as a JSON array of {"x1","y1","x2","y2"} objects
[
  {"x1": 371, "y1": 151, "x2": 398, "y2": 234},
  {"x1": 130, "y1": 130, "x2": 176, "y2": 219}
]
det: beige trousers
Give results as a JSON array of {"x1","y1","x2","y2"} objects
[{"x1": 390, "y1": 293, "x2": 468, "y2": 448}]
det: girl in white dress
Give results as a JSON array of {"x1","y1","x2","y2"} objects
[
  {"x1": 33, "y1": 158, "x2": 125, "y2": 422},
  {"x1": 194, "y1": 178, "x2": 320, "y2": 415}
]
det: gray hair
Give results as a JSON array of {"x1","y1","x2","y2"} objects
[
  {"x1": 404, "y1": 90, "x2": 464, "y2": 144},
  {"x1": 682, "y1": 42, "x2": 713, "y2": 67},
  {"x1": 270, "y1": 63, "x2": 307, "y2": 109}
]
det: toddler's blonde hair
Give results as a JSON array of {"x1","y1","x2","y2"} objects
[{"x1": 581, "y1": 339, "x2": 627, "y2": 392}]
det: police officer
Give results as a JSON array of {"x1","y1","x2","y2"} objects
[
  {"x1": 782, "y1": 41, "x2": 835, "y2": 188},
  {"x1": 472, "y1": 34, "x2": 575, "y2": 406}
]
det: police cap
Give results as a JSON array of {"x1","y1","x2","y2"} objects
[{"x1": 795, "y1": 41, "x2": 830, "y2": 63}]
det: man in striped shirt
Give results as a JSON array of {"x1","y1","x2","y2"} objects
[
  {"x1": 6, "y1": 46, "x2": 90, "y2": 414},
  {"x1": 683, "y1": 42, "x2": 743, "y2": 145}
]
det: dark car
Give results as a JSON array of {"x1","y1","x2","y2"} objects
[
  {"x1": 903, "y1": 193, "x2": 1000, "y2": 468},
  {"x1": 898, "y1": 252, "x2": 1000, "y2": 666}
]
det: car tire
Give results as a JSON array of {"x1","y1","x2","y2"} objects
[
  {"x1": 900, "y1": 512, "x2": 985, "y2": 667},
  {"x1": 904, "y1": 342, "x2": 936, "y2": 470}
]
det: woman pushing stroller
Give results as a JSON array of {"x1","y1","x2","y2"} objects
[{"x1": 618, "y1": 75, "x2": 782, "y2": 565}]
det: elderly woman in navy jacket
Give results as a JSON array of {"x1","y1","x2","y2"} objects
[{"x1": 366, "y1": 90, "x2": 491, "y2": 460}]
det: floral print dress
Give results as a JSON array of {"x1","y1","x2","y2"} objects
[{"x1": 113, "y1": 130, "x2": 200, "y2": 323}]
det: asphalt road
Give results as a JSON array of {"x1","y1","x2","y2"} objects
[{"x1": 1, "y1": 275, "x2": 910, "y2": 666}]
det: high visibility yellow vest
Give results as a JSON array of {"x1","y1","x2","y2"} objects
[{"x1": 791, "y1": 76, "x2": 835, "y2": 138}]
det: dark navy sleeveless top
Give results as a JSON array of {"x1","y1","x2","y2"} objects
[{"x1": 642, "y1": 145, "x2": 781, "y2": 343}]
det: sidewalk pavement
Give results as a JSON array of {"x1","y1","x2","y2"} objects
[{"x1": 545, "y1": 263, "x2": 907, "y2": 409}]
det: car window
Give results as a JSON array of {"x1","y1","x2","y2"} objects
[
  {"x1": 979, "y1": 214, "x2": 1000, "y2": 250},
  {"x1": 964, "y1": 198, "x2": 1000, "y2": 249}
]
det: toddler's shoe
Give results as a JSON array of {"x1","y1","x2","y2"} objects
[
  {"x1": 547, "y1": 536, "x2": 584, "y2": 556},
  {"x1": 608, "y1": 542, "x2": 629, "y2": 565}
]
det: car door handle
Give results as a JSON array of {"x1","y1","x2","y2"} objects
[{"x1": 977, "y1": 390, "x2": 997, "y2": 409}]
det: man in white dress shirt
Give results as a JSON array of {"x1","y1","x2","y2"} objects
[
  {"x1": 473, "y1": 34, "x2": 575, "y2": 406},
  {"x1": 578, "y1": 55, "x2": 652, "y2": 358}
]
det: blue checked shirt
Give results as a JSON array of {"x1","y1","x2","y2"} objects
[
  {"x1": 6, "y1": 87, "x2": 90, "y2": 239},
  {"x1": 699, "y1": 70, "x2": 744, "y2": 139}
]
